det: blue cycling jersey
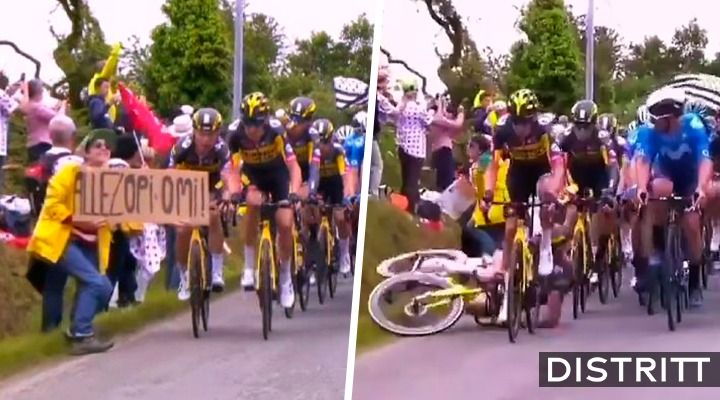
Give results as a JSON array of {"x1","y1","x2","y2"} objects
[
  {"x1": 344, "y1": 131, "x2": 365, "y2": 169},
  {"x1": 635, "y1": 113, "x2": 710, "y2": 194}
]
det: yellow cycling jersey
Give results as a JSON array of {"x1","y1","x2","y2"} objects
[
  {"x1": 318, "y1": 143, "x2": 347, "y2": 179},
  {"x1": 471, "y1": 159, "x2": 510, "y2": 227}
]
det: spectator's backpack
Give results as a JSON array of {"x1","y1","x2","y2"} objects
[
  {"x1": 0, "y1": 195, "x2": 32, "y2": 237},
  {"x1": 24, "y1": 150, "x2": 73, "y2": 217}
]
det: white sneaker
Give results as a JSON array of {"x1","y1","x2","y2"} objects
[
  {"x1": 241, "y1": 268, "x2": 255, "y2": 289},
  {"x1": 309, "y1": 272, "x2": 317, "y2": 286},
  {"x1": 630, "y1": 276, "x2": 638, "y2": 289},
  {"x1": 177, "y1": 271, "x2": 190, "y2": 301},
  {"x1": 280, "y1": 279, "x2": 295, "y2": 308},
  {"x1": 340, "y1": 253, "x2": 352, "y2": 275},
  {"x1": 589, "y1": 273, "x2": 599, "y2": 284}
]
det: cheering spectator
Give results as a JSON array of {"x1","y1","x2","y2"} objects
[
  {"x1": 0, "y1": 71, "x2": 20, "y2": 189},
  {"x1": 88, "y1": 78, "x2": 117, "y2": 130},
  {"x1": 471, "y1": 89, "x2": 493, "y2": 135},
  {"x1": 428, "y1": 97, "x2": 465, "y2": 191},
  {"x1": 87, "y1": 43, "x2": 122, "y2": 122},
  {"x1": 27, "y1": 129, "x2": 117, "y2": 355},
  {"x1": 370, "y1": 64, "x2": 392, "y2": 197},
  {"x1": 21, "y1": 79, "x2": 66, "y2": 162}
]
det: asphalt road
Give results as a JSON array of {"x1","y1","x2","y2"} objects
[
  {"x1": 353, "y1": 273, "x2": 720, "y2": 400},
  {"x1": 0, "y1": 278, "x2": 353, "y2": 400}
]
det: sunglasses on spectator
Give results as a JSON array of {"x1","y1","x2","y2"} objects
[{"x1": 90, "y1": 140, "x2": 110, "y2": 150}]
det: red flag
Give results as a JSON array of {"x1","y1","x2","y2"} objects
[{"x1": 118, "y1": 82, "x2": 175, "y2": 155}]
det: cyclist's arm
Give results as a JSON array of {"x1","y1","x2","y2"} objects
[
  {"x1": 338, "y1": 148, "x2": 355, "y2": 198},
  {"x1": 695, "y1": 130, "x2": 713, "y2": 192},
  {"x1": 308, "y1": 146, "x2": 321, "y2": 194},
  {"x1": 634, "y1": 131, "x2": 654, "y2": 193},
  {"x1": 484, "y1": 134, "x2": 504, "y2": 195},
  {"x1": 547, "y1": 135, "x2": 565, "y2": 194},
  {"x1": 278, "y1": 137, "x2": 301, "y2": 194}
]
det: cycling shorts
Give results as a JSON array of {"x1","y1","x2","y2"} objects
[
  {"x1": 243, "y1": 166, "x2": 290, "y2": 202},
  {"x1": 507, "y1": 162, "x2": 550, "y2": 202},
  {"x1": 318, "y1": 175, "x2": 344, "y2": 205},
  {"x1": 568, "y1": 162, "x2": 608, "y2": 196}
]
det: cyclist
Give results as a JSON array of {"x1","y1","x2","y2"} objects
[
  {"x1": 285, "y1": 97, "x2": 318, "y2": 192},
  {"x1": 345, "y1": 111, "x2": 367, "y2": 194},
  {"x1": 226, "y1": 92, "x2": 302, "y2": 307},
  {"x1": 634, "y1": 87, "x2": 711, "y2": 307},
  {"x1": 168, "y1": 108, "x2": 231, "y2": 298},
  {"x1": 557, "y1": 101, "x2": 621, "y2": 285},
  {"x1": 484, "y1": 88, "x2": 567, "y2": 327},
  {"x1": 308, "y1": 118, "x2": 356, "y2": 274}
]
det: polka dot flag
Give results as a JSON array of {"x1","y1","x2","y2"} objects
[{"x1": 333, "y1": 76, "x2": 369, "y2": 110}]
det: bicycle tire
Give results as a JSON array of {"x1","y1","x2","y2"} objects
[
  {"x1": 188, "y1": 241, "x2": 203, "y2": 339},
  {"x1": 296, "y1": 265, "x2": 310, "y2": 312},
  {"x1": 328, "y1": 240, "x2": 338, "y2": 299},
  {"x1": 201, "y1": 244, "x2": 211, "y2": 331},
  {"x1": 316, "y1": 227, "x2": 329, "y2": 305},
  {"x1": 598, "y1": 236, "x2": 610, "y2": 305},
  {"x1": 571, "y1": 231, "x2": 584, "y2": 320},
  {"x1": 258, "y1": 239, "x2": 273, "y2": 340},
  {"x1": 367, "y1": 272, "x2": 464, "y2": 336},
  {"x1": 285, "y1": 237, "x2": 300, "y2": 319},
  {"x1": 702, "y1": 220, "x2": 711, "y2": 289},
  {"x1": 664, "y1": 225, "x2": 682, "y2": 331},
  {"x1": 507, "y1": 241, "x2": 523, "y2": 343},
  {"x1": 610, "y1": 233, "x2": 622, "y2": 298}
]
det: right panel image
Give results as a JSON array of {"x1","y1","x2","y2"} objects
[{"x1": 356, "y1": 0, "x2": 720, "y2": 398}]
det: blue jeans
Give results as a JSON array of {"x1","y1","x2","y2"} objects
[
  {"x1": 165, "y1": 225, "x2": 180, "y2": 290},
  {"x1": 56, "y1": 240, "x2": 113, "y2": 337}
]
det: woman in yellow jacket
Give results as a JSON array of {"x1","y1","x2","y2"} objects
[
  {"x1": 461, "y1": 135, "x2": 510, "y2": 260},
  {"x1": 27, "y1": 128, "x2": 117, "y2": 355}
]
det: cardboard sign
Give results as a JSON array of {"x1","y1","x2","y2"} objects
[{"x1": 73, "y1": 167, "x2": 210, "y2": 225}]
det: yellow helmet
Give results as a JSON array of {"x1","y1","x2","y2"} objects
[
  {"x1": 241, "y1": 92, "x2": 270, "y2": 122},
  {"x1": 508, "y1": 89, "x2": 540, "y2": 118},
  {"x1": 192, "y1": 108, "x2": 223, "y2": 132},
  {"x1": 312, "y1": 118, "x2": 335, "y2": 141}
]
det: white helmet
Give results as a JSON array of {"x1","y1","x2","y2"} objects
[
  {"x1": 493, "y1": 100, "x2": 507, "y2": 111},
  {"x1": 636, "y1": 105, "x2": 650, "y2": 124},
  {"x1": 334, "y1": 125, "x2": 355, "y2": 144},
  {"x1": 351, "y1": 111, "x2": 367, "y2": 133},
  {"x1": 645, "y1": 87, "x2": 686, "y2": 118},
  {"x1": 275, "y1": 108, "x2": 287, "y2": 120}
]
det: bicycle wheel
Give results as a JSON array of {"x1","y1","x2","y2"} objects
[
  {"x1": 609, "y1": 233, "x2": 622, "y2": 298},
  {"x1": 368, "y1": 272, "x2": 464, "y2": 336},
  {"x1": 571, "y1": 231, "x2": 585, "y2": 319},
  {"x1": 285, "y1": 237, "x2": 300, "y2": 319},
  {"x1": 702, "y1": 220, "x2": 711, "y2": 289},
  {"x1": 507, "y1": 240, "x2": 524, "y2": 343},
  {"x1": 664, "y1": 226, "x2": 682, "y2": 331},
  {"x1": 328, "y1": 238, "x2": 338, "y2": 299},
  {"x1": 201, "y1": 243, "x2": 211, "y2": 331},
  {"x1": 258, "y1": 239, "x2": 273, "y2": 340},
  {"x1": 188, "y1": 240, "x2": 203, "y2": 339},
  {"x1": 597, "y1": 236, "x2": 610, "y2": 305},
  {"x1": 316, "y1": 226, "x2": 329, "y2": 305}
]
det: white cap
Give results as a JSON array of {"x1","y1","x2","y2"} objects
[{"x1": 170, "y1": 114, "x2": 193, "y2": 137}]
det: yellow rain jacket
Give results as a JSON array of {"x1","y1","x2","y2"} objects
[
  {"x1": 27, "y1": 164, "x2": 113, "y2": 274},
  {"x1": 88, "y1": 43, "x2": 122, "y2": 122},
  {"x1": 471, "y1": 159, "x2": 510, "y2": 227}
]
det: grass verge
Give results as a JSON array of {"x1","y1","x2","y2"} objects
[{"x1": 355, "y1": 200, "x2": 459, "y2": 354}]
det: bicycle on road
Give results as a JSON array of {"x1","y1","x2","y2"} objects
[{"x1": 302, "y1": 198, "x2": 341, "y2": 304}]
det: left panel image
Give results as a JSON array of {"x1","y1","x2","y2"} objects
[{"x1": 0, "y1": 0, "x2": 374, "y2": 399}]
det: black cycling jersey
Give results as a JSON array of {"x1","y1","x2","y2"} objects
[{"x1": 168, "y1": 135, "x2": 230, "y2": 188}]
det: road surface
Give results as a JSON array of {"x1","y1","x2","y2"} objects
[
  {"x1": 0, "y1": 279, "x2": 353, "y2": 400},
  {"x1": 354, "y1": 274, "x2": 720, "y2": 400}
]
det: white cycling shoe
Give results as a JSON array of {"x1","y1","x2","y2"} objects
[
  {"x1": 211, "y1": 269, "x2": 225, "y2": 291},
  {"x1": 177, "y1": 271, "x2": 191, "y2": 301},
  {"x1": 280, "y1": 278, "x2": 295, "y2": 308},
  {"x1": 339, "y1": 253, "x2": 352, "y2": 275},
  {"x1": 241, "y1": 268, "x2": 255, "y2": 291}
]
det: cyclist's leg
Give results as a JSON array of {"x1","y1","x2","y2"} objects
[
  {"x1": 706, "y1": 174, "x2": 720, "y2": 270},
  {"x1": 676, "y1": 179, "x2": 703, "y2": 305},
  {"x1": 270, "y1": 171, "x2": 295, "y2": 307},
  {"x1": 208, "y1": 206, "x2": 225, "y2": 289},
  {"x1": 640, "y1": 175, "x2": 673, "y2": 289},
  {"x1": 174, "y1": 226, "x2": 192, "y2": 300},
  {"x1": 502, "y1": 164, "x2": 532, "y2": 270},
  {"x1": 324, "y1": 176, "x2": 352, "y2": 274}
]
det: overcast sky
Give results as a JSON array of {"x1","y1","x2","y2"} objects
[
  {"x1": 381, "y1": 0, "x2": 720, "y2": 93},
  {"x1": 0, "y1": 0, "x2": 374, "y2": 83}
]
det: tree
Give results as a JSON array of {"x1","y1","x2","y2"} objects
[
  {"x1": 50, "y1": 0, "x2": 111, "y2": 108},
  {"x1": 336, "y1": 15, "x2": 374, "y2": 81},
  {"x1": 670, "y1": 18, "x2": 708, "y2": 73},
  {"x1": 288, "y1": 32, "x2": 346, "y2": 79},
  {"x1": 243, "y1": 13, "x2": 286, "y2": 94},
  {"x1": 145, "y1": 0, "x2": 232, "y2": 118},
  {"x1": 623, "y1": 36, "x2": 676, "y2": 80},
  {"x1": 506, "y1": 0, "x2": 582, "y2": 112},
  {"x1": 575, "y1": 20, "x2": 624, "y2": 108},
  {"x1": 119, "y1": 35, "x2": 151, "y2": 95}
]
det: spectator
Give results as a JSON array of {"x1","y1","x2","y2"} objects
[
  {"x1": 87, "y1": 43, "x2": 122, "y2": 122},
  {"x1": 27, "y1": 128, "x2": 117, "y2": 355},
  {"x1": 394, "y1": 79, "x2": 433, "y2": 213},
  {"x1": 471, "y1": 89, "x2": 493, "y2": 135},
  {"x1": 0, "y1": 71, "x2": 20, "y2": 189},
  {"x1": 370, "y1": 65, "x2": 392, "y2": 197},
  {"x1": 21, "y1": 79, "x2": 66, "y2": 162},
  {"x1": 88, "y1": 78, "x2": 117, "y2": 130},
  {"x1": 428, "y1": 98, "x2": 465, "y2": 191},
  {"x1": 106, "y1": 134, "x2": 143, "y2": 308}
]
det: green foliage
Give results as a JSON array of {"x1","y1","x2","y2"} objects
[
  {"x1": 145, "y1": 0, "x2": 233, "y2": 118},
  {"x1": 242, "y1": 13, "x2": 286, "y2": 95},
  {"x1": 506, "y1": 0, "x2": 582, "y2": 112}
]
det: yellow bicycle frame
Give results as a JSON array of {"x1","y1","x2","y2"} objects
[
  {"x1": 320, "y1": 214, "x2": 334, "y2": 267},
  {"x1": 256, "y1": 219, "x2": 277, "y2": 292},
  {"x1": 512, "y1": 214, "x2": 535, "y2": 296},
  {"x1": 188, "y1": 228, "x2": 209, "y2": 290},
  {"x1": 413, "y1": 278, "x2": 484, "y2": 311},
  {"x1": 572, "y1": 208, "x2": 592, "y2": 276}
]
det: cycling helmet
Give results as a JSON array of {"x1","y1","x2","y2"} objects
[
  {"x1": 636, "y1": 105, "x2": 650, "y2": 125},
  {"x1": 192, "y1": 108, "x2": 223, "y2": 133},
  {"x1": 597, "y1": 113, "x2": 618, "y2": 133},
  {"x1": 558, "y1": 115, "x2": 569, "y2": 125},
  {"x1": 645, "y1": 87, "x2": 686, "y2": 120},
  {"x1": 289, "y1": 97, "x2": 317, "y2": 121},
  {"x1": 570, "y1": 100, "x2": 598, "y2": 124},
  {"x1": 334, "y1": 125, "x2": 355, "y2": 144},
  {"x1": 312, "y1": 118, "x2": 335, "y2": 142},
  {"x1": 508, "y1": 89, "x2": 539, "y2": 119},
  {"x1": 351, "y1": 111, "x2": 368, "y2": 133},
  {"x1": 241, "y1": 92, "x2": 270, "y2": 122}
]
